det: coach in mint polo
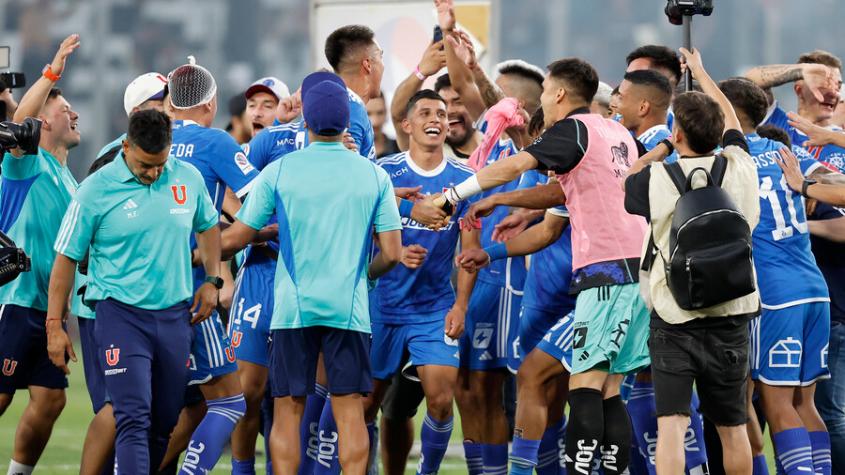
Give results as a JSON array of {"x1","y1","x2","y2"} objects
[
  {"x1": 45, "y1": 110, "x2": 223, "y2": 474},
  {"x1": 221, "y1": 71, "x2": 403, "y2": 474}
]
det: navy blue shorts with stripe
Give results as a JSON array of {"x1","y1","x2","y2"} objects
[{"x1": 0, "y1": 304, "x2": 68, "y2": 394}]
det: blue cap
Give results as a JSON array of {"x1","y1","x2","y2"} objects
[{"x1": 301, "y1": 71, "x2": 349, "y2": 136}]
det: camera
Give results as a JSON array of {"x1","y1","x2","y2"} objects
[
  {"x1": 665, "y1": 0, "x2": 714, "y2": 25},
  {"x1": 0, "y1": 230, "x2": 30, "y2": 288},
  {"x1": 0, "y1": 118, "x2": 41, "y2": 154},
  {"x1": 0, "y1": 46, "x2": 27, "y2": 120}
]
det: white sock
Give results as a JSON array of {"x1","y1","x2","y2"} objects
[{"x1": 7, "y1": 460, "x2": 34, "y2": 475}]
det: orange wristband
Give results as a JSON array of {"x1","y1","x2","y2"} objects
[{"x1": 42, "y1": 64, "x2": 61, "y2": 82}]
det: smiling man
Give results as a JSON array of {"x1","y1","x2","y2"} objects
[{"x1": 245, "y1": 76, "x2": 289, "y2": 136}]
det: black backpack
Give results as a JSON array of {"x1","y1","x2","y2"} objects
[{"x1": 660, "y1": 156, "x2": 756, "y2": 310}]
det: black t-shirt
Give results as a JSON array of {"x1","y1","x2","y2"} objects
[
  {"x1": 624, "y1": 129, "x2": 749, "y2": 221},
  {"x1": 809, "y1": 202, "x2": 845, "y2": 324},
  {"x1": 524, "y1": 107, "x2": 591, "y2": 173}
]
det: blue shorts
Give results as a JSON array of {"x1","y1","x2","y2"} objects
[
  {"x1": 269, "y1": 327, "x2": 372, "y2": 398},
  {"x1": 371, "y1": 316, "x2": 460, "y2": 380},
  {"x1": 189, "y1": 311, "x2": 238, "y2": 385},
  {"x1": 79, "y1": 317, "x2": 110, "y2": 413},
  {"x1": 0, "y1": 304, "x2": 68, "y2": 393},
  {"x1": 535, "y1": 312, "x2": 574, "y2": 372},
  {"x1": 751, "y1": 301, "x2": 831, "y2": 386},
  {"x1": 228, "y1": 250, "x2": 275, "y2": 367},
  {"x1": 459, "y1": 280, "x2": 522, "y2": 372},
  {"x1": 515, "y1": 305, "x2": 574, "y2": 369}
]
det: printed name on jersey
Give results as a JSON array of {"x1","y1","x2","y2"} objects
[
  {"x1": 234, "y1": 151, "x2": 256, "y2": 174},
  {"x1": 401, "y1": 215, "x2": 454, "y2": 231},
  {"x1": 170, "y1": 143, "x2": 194, "y2": 158}
]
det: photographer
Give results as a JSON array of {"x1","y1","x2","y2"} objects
[
  {"x1": 623, "y1": 48, "x2": 760, "y2": 475},
  {"x1": 0, "y1": 34, "x2": 80, "y2": 475}
]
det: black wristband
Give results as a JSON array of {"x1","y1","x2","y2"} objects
[
  {"x1": 659, "y1": 138, "x2": 675, "y2": 155},
  {"x1": 802, "y1": 178, "x2": 817, "y2": 198}
]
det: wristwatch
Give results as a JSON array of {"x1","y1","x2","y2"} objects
[
  {"x1": 204, "y1": 275, "x2": 224, "y2": 290},
  {"x1": 801, "y1": 178, "x2": 817, "y2": 198}
]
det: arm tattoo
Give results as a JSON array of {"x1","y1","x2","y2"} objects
[
  {"x1": 474, "y1": 68, "x2": 505, "y2": 109},
  {"x1": 758, "y1": 65, "x2": 803, "y2": 89}
]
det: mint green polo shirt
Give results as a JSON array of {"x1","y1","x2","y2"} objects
[
  {"x1": 0, "y1": 148, "x2": 78, "y2": 311},
  {"x1": 236, "y1": 141, "x2": 402, "y2": 333},
  {"x1": 55, "y1": 155, "x2": 218, "y2": 310}
]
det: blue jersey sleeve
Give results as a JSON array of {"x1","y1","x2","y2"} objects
[
  {"x1": 207, "y1": 130, "x2": 260, "y2": 197},
  {"x1": 236, "y1": 161, "x2": 279, "y2": 231},
  {"x1": 187, "y1": 165, "x2": 220, "y2": 233},
  {"x1": 245, "y1": 130, "x2": 273, "y2": 171},
  {"x1": 348, "y1": 101, "x2": 376, "y2": 161},
  {"x1": 793, "y1": 145, "x2": 823, "y2": 175},
  {"x1": 764, "y1": 102, "x2": 791, "y2": 132}
]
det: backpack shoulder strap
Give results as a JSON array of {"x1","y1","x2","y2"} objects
[
  {"x1": 664, "y1": 162, "x2": 687, "y2": 194},
  {"x1": 711, "y1": 154, "x2": 728, "y2": 186}
]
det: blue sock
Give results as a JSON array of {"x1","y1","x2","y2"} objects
[
  {"x1": 752, "y1": 454, "x2": 769, "y2": 475},
  {"x1": 313, "y1": 398, "x2": 340, "y2": 475},
  {"x1": 685, "y1": 391, "x2": 708, "y2": 471},
  {"x1": 536, "y1": 418, "x2": 565, "y2": 475},
  {"x1": 464, "y1": 441, "x2": 484, "y2": 475},
  {"x1": 367, "y1": 421, "x2": 379, "y2": 475},
  {"x1": 509, "y1": 435, "x2": 541, "y2": 475},
  {"x1": 231, "y1": 457, "x2": 256, "y2": 475},
  {"x1": 626, "y1": 381, "x2": 657, "y2": 474},
  {"x1": 179, "y1": 394, "x2": 246, "y2": 474},
  {"x1": 417, "y1": 413, "x2": 453, "y2": 475},
  {"x1": 773, "y1": 427, "x2": 814, "y2": 475},
  {"x1": 298, "y1": 384, "x2": 328, "y2": 475},
  {"x1": 483, "y1": 443, "x2": 508, "y2": 475},
  {"x1": 809, "y1": 431, "x2": 832, "y2": 475}
]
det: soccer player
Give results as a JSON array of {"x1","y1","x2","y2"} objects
[
  {"x1": 165, "y1": 58, "x2": 252, "y2": 473},
  {"x1": 438, "y1": 57, "x2": 650, "y2": 475},
  {"x1": 625, "y1": 45, "x2": 682, "y2": 129},
  {"x1": 245, "y1": 76, "x2": 290, "y2": 134},
  {"x1": 364, "y1": 89, "x2": 481, "y2": 475},
  {"x1": 46, "y1": 109, "x2": 221, "y2": 474},
  {"x1": 745, "y1": 51, "x2": 844, "y2": 171},
  {"x1": 221, "y1": 71, "x2": 403, "y2": 475},
  {"x1": 0, "y1": 34, "x2": 80, "y2": 475},
  {"x1": 616, "y1": 70, "x2": 678, "y2": 161},
  {"x1": 456, "y1": 203, "x2": 572, "y2": 475},
  {"x1": 717, "y1": 75, "x2": 835, "y2": 475}
]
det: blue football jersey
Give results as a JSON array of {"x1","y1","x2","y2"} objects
[
  {"x1": 477, "y1": 139, "x2": 527, "y2": 290},
  {"x1": 245, "y1": 120, "x2": 305, "y2": 171},
  {"x1": 373, "y1": 152, "x2": 475, "y2": 322},
  {"x1": 517, "y1": 170, "x2": 575, "y2": 313},
  {"x1": 765, "y1": 102, "x2": 845, "y2": 172},
  {"x1": 171, "y1": 120, "x2": 259, "y2": 207},
  {"x1": 347, "y1": 89, "x2": 376, "y2": 161},
  {"x1": 746, "y1": 132, "x2": 829, "y2": 307},
  {"x1": 637, "y1": 124, "x2": 679, "y2": 163}
]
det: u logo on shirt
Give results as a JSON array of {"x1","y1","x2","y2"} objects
[
  {"x1": 171, "y1": 185, "x2": 188, "y2": 205},
  {"x1": 105, "y1": 348, "x2": 120, "y2": 367}
]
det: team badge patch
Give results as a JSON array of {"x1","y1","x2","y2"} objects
[
  {"x1": 171, "y1": 185, "x2": 187, "y2": 205},
  {"x1": 2, "y1": 358, "x2": 17, "y2": 376},
  {"x1": 105, "y1": 347, "x2": 121, "y2": 367}
]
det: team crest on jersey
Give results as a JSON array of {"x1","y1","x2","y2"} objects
[
  {"x1": 105, "y1": 347, "x2": 121, "y2": 367},
  {"x1": 231, "y1": 331, "x2": 243, "y2": 348},
  {"x1": 2, "y1": 358, "x2": 17, "y2": 376},
  {"x1": 171, "y1": 185, "x2": 187, "y2": 205},
  {"x1": 225, "y1": 346, "x2": 237, "y2": 363}
]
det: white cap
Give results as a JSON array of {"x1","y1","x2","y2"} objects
[
  {"x1": 245, "y1": 76, "x2": 290, "y2": 101},
  {"x1": 123, "y1": 72, "x2": 168, "y2": 117}
]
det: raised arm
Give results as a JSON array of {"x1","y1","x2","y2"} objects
[
  {"x1": 440, "y1": 150, "x2": 540, "y2": 210},
  {"x1": 744, "y1": 62, "x2": 832, "y2": 103},
  {"x1": 436, "y1": 0, "x2": 486, "y2": 120},
  {"x1": 679, "y1": 48, "x2": 741, "y2": 134},
  {"x1": 389, "y1": 41, "x2": 446, "y2": 151}
]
